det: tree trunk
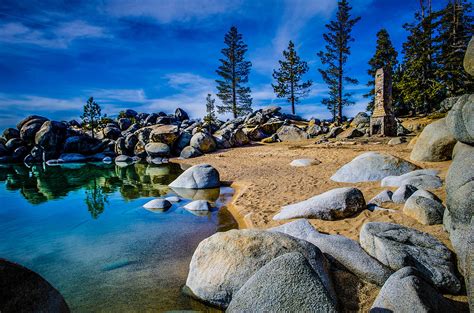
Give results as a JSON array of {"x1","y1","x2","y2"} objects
[
  {"x1": 338, "y1": 50, "x2": 343, "y2": 124},
  {"x1": 290, "y1": 78, "x2": 295, "y2": 115},
  {"x1": 231, "y1": 45, "x2": 237, "y2": 119}
]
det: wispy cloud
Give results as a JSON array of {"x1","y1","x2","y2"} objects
[
  {"x1": 105, "y1": 0, "x2": 242, "y2": 23},
  {"x1": 0, "y1": 20, "x2": 109, "y2": 49}
]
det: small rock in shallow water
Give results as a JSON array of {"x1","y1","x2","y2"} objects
[
  {"x1": 183, "y1": 200, "x2": 210, "y2": 211},
  {"x1": 143, "y1": 199, "x2": 172, "y2": 212},
  {"x1": 165, "y1": 196, "x2": 180, "y2": 203}
]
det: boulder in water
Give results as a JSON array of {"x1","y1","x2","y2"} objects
[{"x1": 169, "y1": 164, "x2": 220, "y2": 189}]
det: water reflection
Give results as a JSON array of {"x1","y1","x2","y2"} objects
[
  {"x1": 0, "y1": 162, "x2": 237, "y2": 311},
  {"x1": 84, "y1": 178, "x2": 108, "y2": 219},
  {"x1": 0, "y1": 162, "x2": 184, "y2": 205}
]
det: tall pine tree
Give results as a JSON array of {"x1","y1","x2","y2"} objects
[
  {"x1": 364, "y1": 29, "x2": 398, "y2": 112},
  {"x1": 216, "y1": 26, "x2": 252, "y2": 118},
  {"x1": 317, "y1": 0, "x2": 361, "y2": 124},
  {"x1": 399, "y1": 1, "x2": 443, "y2": 114},
  {"x1": 435, "y1": 0, "x2": 473, "y2": 97},
  {"x1": 272, "y1": 41, "x2": 312, "y2": 115}
]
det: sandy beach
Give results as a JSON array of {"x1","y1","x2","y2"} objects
[{"x1": 175, "y1": 138, "x2": 469, "y2": 312}]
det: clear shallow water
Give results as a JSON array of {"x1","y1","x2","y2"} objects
[{"x1": 0, "y1": 162, "x2": 236, "y2": 312}]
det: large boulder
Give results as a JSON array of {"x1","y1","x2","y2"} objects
[
  {"x1": 410, "y1": 118, "x2": 456, "y2": 162},
  {"x1": 175, "y1": 108, "x2": 189, "y2": 121},
  {"x1": 185, "y1": 229, "x2": 334, "y2": 308},
  {"x1": 331, "y1": 152, "x2": 419, "y2": 183},
  {"x1": 227, "y1": 253, "x2": 337, "y2": 313},
  {"x1": 144, "y1": 142, "x2": 170, "y2": 158},
  {"x1": 350, "y1": 112, "x2": 370, "y2": 128},
  {"x1": 102, "y1": 126, "x2": 121, "y2": 140},
  {"x1": 370, "y1": 267, "x2": 458, "y2": 313},
  {"x1": 62, "y1": 136, "x2": 103, "y2": 155},
  {"x1": 444, "y1": 144, "x2": 474, "y2": 306},
  {"x1": 169, "y1": 164, "x2": 219, "y2": 189},
  {"x1": 34, "y1": 121, "x2": 67, "y2": 159},
  {"x1": 118, "y1": 118, "x2": 131, "y2": 131},
  {"x1": 360, "y1": 222, "x2": 461, "y2": 293},
  {"x1": 150, "y1": 125, "x2": 180, "y2": 145},
  {"x1": 273, "y1": 187, "x2": 366, "y2": 221},
  {"x1": 403, "y1": 190, "x2": 445, "y2": 225},
  {"x1": 190, "y1": 132, "x2": 216, "y2": 153},
  {"x1": 271, "y1": 219, "x2": 392, "y2": 286},
  {"x1": 180, "y1": 146, "x2": 202, "y2": 159},
  {"x1": 0, "y1": 259, "x2": 70, "y2": 312},
  {"x1": 391, "y1": 184, "x2": 418, "y2": 204},
  {"x1": 446, "y1": 94, "x2": 474, "y2": 145},
  {"x1": 173, "y1": 132, "x2": 192, "y2": 152},
  {"x1": 5, "y1": 138, "x2": 24, "y2": 152},
  {"x1": 464, "y1": 37, "x2": 474, "y2": 76},
  {"x1": 16, "y1": 115, "x2": 48, "y2": 131},
  {"x1": 381, "y1": 169, "x2": 442, "y2": 189},
  {"x1": 337, "y1": 127, "x2": 364, "y2": 139},
  {"x1": 276, "y1": 125, "x2": 308, "y2": 141},
  {"x1": 20, "y1": 118, "x2": 48, "y2": 144}
]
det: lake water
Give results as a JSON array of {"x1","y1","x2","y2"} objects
[{"x1": 0, "y1": 162, "x2": 236, "y2": 312}]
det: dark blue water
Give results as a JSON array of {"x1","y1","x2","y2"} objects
[{"x1": 0, "y1": 163, "x2": 235, "y2": 312}]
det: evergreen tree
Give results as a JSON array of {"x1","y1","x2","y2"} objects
[
  {"x1": 435, "y1": 0, "x2": 473, "y2": 97},
  {"x1": 272, "y1": 41, "x2": 312, "y2": 115},
  {"x1": 216, "y1": 26, "x2": 252, "y2": 118},
  {"x1": 317, "y1": 0, "x2": 361, "y2": 124},
  {"x1": 203, "y1": 93, "x2": 217, "y2": 132},
  {"x1": 364, "y1": 29, "x2": 398, "y2": 112},
  {"x1": 81, "y1": 97, "x2": 104, "y2": 139},
  {"x1": 398, "y1": 1, "x2": 443, "y2": 114}
]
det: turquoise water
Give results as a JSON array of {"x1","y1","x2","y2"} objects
[{"x1": 0, "y1": 163, "x2": 236, "y2": 312}]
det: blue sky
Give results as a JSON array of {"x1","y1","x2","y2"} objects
[{"x1": 0, "y1": 0, "x2": 444, "y2": 128}]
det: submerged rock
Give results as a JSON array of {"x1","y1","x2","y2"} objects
[
  {"x1": 169, "y1": 164, "x2": 220, "y2": 189},
  {"x1": 0, "y1": 259, "x2": 70, "y2": 313},
  {"x1": 185, "y1": 229, "x2": 334, "y2": 308},
  {"x1": 274, "y1": 187, "x2": 366, "y2": 221},
  {"x1": 183, "y1": 200, "x2": 210, "y2": 211},
  {"x1": 360, "y1": 222, "x2": 461, "y2": 293},
  {"x1": 142, "y1": 199, "x2": 172, "y2": 212},
  {"x1": 227, "y1": 253, "x2": 337, "y2": 313},
  {"x1": 331, "y1": 152, "x2": 419, "y2": 183}
]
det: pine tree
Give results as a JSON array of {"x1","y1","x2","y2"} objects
[
  {"x1": 398, "y1": 1, "x2": 443, "y2": 114},
  {"x1": 203, "y1": 93, "x2": 217, "y2": 132},
  {"x1": 364, "y1": 29, "x2": 398, "y2": 112},
  {"x1": 216, "y1": 26, "x2": 252, "y2": 118},
  {"x1": 81, "y1": 97, "x2": 104, "y2": 139},
  {"x1": 435, "y1": 0, "x2": 474, "y2": 97},
  {"x1": 317, "y1": 0, "x2": 361, "y2": 124},
  {"x1": 272, "y1": 41, "x2": 312, "y2": 115}
]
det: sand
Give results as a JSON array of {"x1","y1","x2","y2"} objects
[{"x1": 174, "y1": 138, "x2": 468, "y2": 312}]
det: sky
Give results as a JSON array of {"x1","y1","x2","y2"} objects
[{"x1": 0, "y1": 0, "x2": 446, "y2": 128}]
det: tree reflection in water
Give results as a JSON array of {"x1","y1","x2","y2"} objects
[{"x1": 85, "y1": 178, "x2": 109, "y2": 219}]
